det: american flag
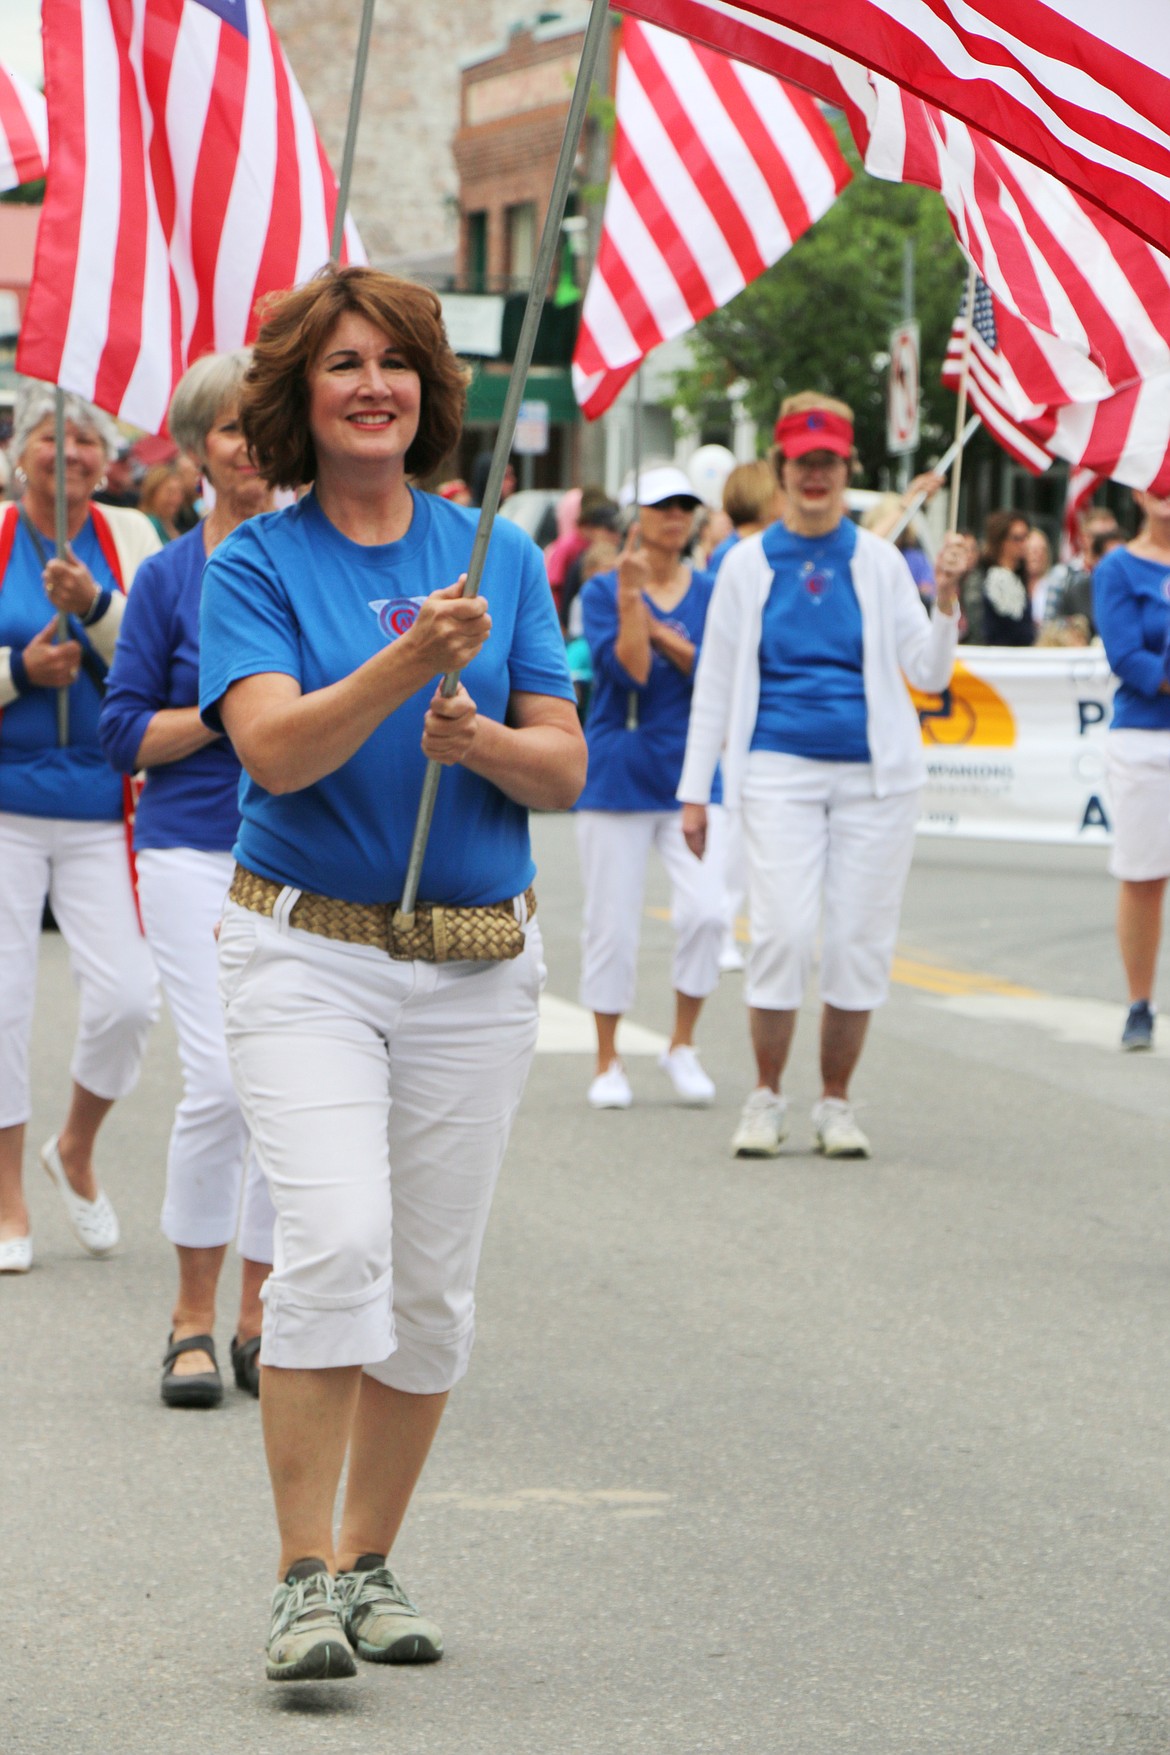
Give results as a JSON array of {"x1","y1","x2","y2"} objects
[
  {"x1": 16, "y1": 0, "x2": 364, "y2": 435},
  {"x1": 610, "y1": 16, "x2": 1170, "y2": 493},
  {"x1": 0, "y1": 61, "x2": 48, "y2": 194},
  {"x1": 571, "y1": 19, "x2": 849, "y2": 420},
  {"x1": 864, "y1": 84, "x2": 1170, "y2": 493},
  {"x1": 941, "y1": 276, "x2": 1052, "y2": 474},
  {"x1": 618, "y1": 2, "x2": 1170, "y2": 259}
]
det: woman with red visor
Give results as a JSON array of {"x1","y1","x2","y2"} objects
[{"x1": 679, "y1": 393, "x2": 966, "y2": 1159}]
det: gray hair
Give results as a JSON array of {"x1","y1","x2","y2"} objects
[
  {"x1": 168, "y1": 350, "x2": 253, "y2": 466},
  {"x1": 11, "y1": 380, "x2": 121, "y2": 463}
]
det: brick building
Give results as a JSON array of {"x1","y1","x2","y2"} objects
[
  {"x1": 448, "y1": 13, "x2": 600, "y2": 487},
  {"x1": 266, "y1": 0, "x2": 529, "y2": 273}
]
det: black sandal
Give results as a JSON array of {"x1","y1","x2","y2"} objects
[
  {"x1": 230, "y1": 1333, "x2": 262, "y2": 1398},
  {"x1": 160, "y1": 1332, "x2": 224, "y2": 1409}
]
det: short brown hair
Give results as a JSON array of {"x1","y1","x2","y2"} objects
[
  {"x1": 722, "y1": 460, "x2": 777, "y2": 527},
  {"x1": 241, "y1": 265, "x2": 470, "y2": 489}
]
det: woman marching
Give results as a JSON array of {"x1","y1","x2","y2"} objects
[
  {"x1": 198, "y1": 266, "x2": 585, "y2": 1680},
  {"x1": 100, "y1": 352, "x2": 277, "y2": 1406},
  {"x1": 0, "y1": 385, "x2": 160, "y2": 1274},
  {"x1": 575, "y1": 464, "x2": 726, "y2": 1110},
  {"x1": 679, "y1": 393, "x2": 963, "y2": 1160},
  {"x1": 1093, "y1": 489, "x2": 1170, "y2": 1051}
]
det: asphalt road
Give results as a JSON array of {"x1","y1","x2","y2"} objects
[{"x1": 4, "y1": 818, "x2": 1170, "y2": 1755}]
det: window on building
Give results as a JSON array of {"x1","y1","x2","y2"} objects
[
  {"x1": 466, "y1": 211, "x2": 488, "y2": 293},
  {"x1": 506, "y1": 202, "x2": 537, "y2": 290}
]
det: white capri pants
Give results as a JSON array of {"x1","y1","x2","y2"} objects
[
  {"x1": 741, "y1": 752, "x2": 920, "y2": 1013},
  {"x1": 0, "y1": 811, "x2": 159, "y2": 1129},
  {"x1": 217, "y1": 895, "x2": 544, "y2": 1392},
  {"x1": 136, "y1": 847, "x2": 275, "y2": 1262},
  {"x1": 576, "y1": 807, "x2": 726, "y2": 1016},
  {"x1": 1105, "y1": 728, "x2": 1170, "y2": 881}
]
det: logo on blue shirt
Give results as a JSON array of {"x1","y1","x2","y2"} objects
[
  {"x1": 801, "y1": 561, "x2": 834, "y2": 603},
  {"x1": 369, "y1": 597, "x2": 424, "y2": 640}
]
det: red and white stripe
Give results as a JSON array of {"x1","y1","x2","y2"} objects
[
  {"x1": 615, "y1": 15, "x2": 1170, "y2": 491},
  {"x1": 17, "y1": 0, "x2": 364, "y2": 435},
  {"x1": 1060, "y1": 467, "x2": 1105, "y2": 562},
  {"x1": 940, "y1": 302, "x2": 1052, "y2": 477},
  {"x1": 572, "y1": 20, "x2": 848, "y2": 420},
  {"x1": 0, "y1": 61, "x2": 48, "y2": 193},
  {"x1": 621, "y1": 2, "x2": 1170, "y2": 258},
  {"x1": 862, "y1": 83, "x2": 1170, "y2": 492}
]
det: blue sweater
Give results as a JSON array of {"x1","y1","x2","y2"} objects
[
  {"x1": 99, "y1": 525, "x2": 242, "y2": 851},
  {"x1": 1094, "y1": 547, "x2": 1170, "y2": 731}
]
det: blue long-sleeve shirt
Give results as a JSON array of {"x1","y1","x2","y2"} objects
[
  {"x1": 99, "y1": 525, "x2": 242, "y2": 851},
  {"x1": 1093, "y1": 547, "x2": 1170, "y2": 731}
]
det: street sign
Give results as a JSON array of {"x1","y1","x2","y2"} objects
[
  {"x1": 887, "y1": 320, "x2": 920, "y2": 455},
  {"x1": 514, "y1": 399, "x2": 550, "y2": 456}
]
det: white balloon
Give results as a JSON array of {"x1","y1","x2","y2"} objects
[{"x1": 686, "y1": 444, "x2": 737, "y2": 509}]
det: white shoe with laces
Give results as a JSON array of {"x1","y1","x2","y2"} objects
[
  {"x1": 811, "y1": 1098, "x2": 871, "y2": 1159},
  {"x1": 658, "y1": 1044, "x2": 715, "y2": 1106},
  {"x1": 731, "y1": 1088, "x2": 789, "y2": 1157},
  {"x1": 587, "y1": 1060, "x2": 633, "y2": 1110}
]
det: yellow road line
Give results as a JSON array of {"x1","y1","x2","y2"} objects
[{"x1": 645, "y1": 908, "x2": 1038, "y2": 1000}]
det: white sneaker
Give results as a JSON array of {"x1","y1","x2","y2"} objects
[
  {"x1": 731, "y1": 1088, "x2": 789, "y2": 1157},
  {"x1": 0, "y1": 1234, "x2": 33, "y2": 1274},
  {"x1": 658, "y1": 1044, "x2": 715, "y2": 1107},
  {"x1": 718, "y1": 936, "x2": 745, "y2": 974},
  {"x1": 587, "y1": 1060, "x2": 633, "y2": 1110},
  {"x1": 41, "y1": 1135, "x2": 120, "y2": 1256},
  {"x1": 811, "y1": 1099, "x2": 871, "y2": 1159}
]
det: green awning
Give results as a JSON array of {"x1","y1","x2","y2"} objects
[{"x1": 464, "y1": 367, "x2": 579, "y2": 426}]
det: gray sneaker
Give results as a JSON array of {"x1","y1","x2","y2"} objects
[
  {"x1": 266, "y1": 1561, "x2": 357, "y2": 1682},
  {"x1": 335, "y1": 1557, "x2": 444, "y2": 1664}
]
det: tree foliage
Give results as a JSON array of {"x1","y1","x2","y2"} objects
[{"x1": 673, "y1": 125, "x2": 967, "y2": 481}]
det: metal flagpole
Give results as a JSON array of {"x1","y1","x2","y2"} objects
[
  {"x1": 886, "y1": 414, "x2": 980, "y2": 548},
  {"x1": 329, "y1": 0, "x2": 377, "y2": 265},
  {"x1": 947, "y1": 260, "x2": 979, "y2": 534},
  {"x1": 53, "y1": 387, "x2": 70, "y2": 746},
  {"x1": 625, "y1": 365, "x2": 644, "y2": 733},
  {"x1": 396, "y1": 0, "x2": 611, "y2": 923}
]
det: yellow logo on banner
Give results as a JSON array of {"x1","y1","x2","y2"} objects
[{"x1": 910, "y1": 662, "x2": 1017, "y2": 747}]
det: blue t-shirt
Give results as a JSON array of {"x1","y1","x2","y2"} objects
[
  {"x1": 750, "y1": 519, "x2": 871, "y2": 763},
  {"x1": 0, "y1": 514, "x2": 123, "y2": 821},
  {"x1": 1094, "y1": 547, "x2": 1170, "y2": 731},
  {"x1": 577, "y1": 567, "x2": 720, "y2": 812},
  {"x1": 707, "y1": 531, "x2": 740, "y2": 574},
  {"x1": 100, "y1": 524, "x2": 242, "y2": 852},
  {"x1": 199, "y1": 488, "x2": 575, "y2": 906}
]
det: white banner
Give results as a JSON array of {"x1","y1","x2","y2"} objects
[{"x1": 911, "y1": 647, "x2": 1116, "y2": 844}]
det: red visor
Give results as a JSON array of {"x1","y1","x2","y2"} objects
[{"x1": 774, "y1": 408, "x2": 853, "y2": 459}]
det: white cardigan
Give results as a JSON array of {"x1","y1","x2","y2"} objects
[{"x1": 677, "y1": 523, "x2": 960, "y2": 807}]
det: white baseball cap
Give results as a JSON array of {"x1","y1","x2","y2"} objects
[{"x1": 618, "y1": 464, "x2": 702, "y2": 510}]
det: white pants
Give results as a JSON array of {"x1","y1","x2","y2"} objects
[
  {"x1": 717, "y1": 804, "x2": 746, "y2": 937},
  {"x1": 1105, "y1": 728, "x2": 1170, "y2": 882},
  {"x1": 0, "y1": 812, "x2": 159, "y2": 1129},
  {"x1": 576, "y1": 808, "x2": 726, "y2": 1016},
  {"x1": 137, "y1": 848, "x2": 275, "y2": 1261},
  {"x1": 217, "y1": 897, "x2": 544, "y2": 1391},
  {"x1": 741, "y1": 753, "x2": 920, "y2": 1012}
]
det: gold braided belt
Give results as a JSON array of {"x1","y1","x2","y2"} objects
[{"x1": 228, "y1": 864, "x2": 535, "y2": 963}]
